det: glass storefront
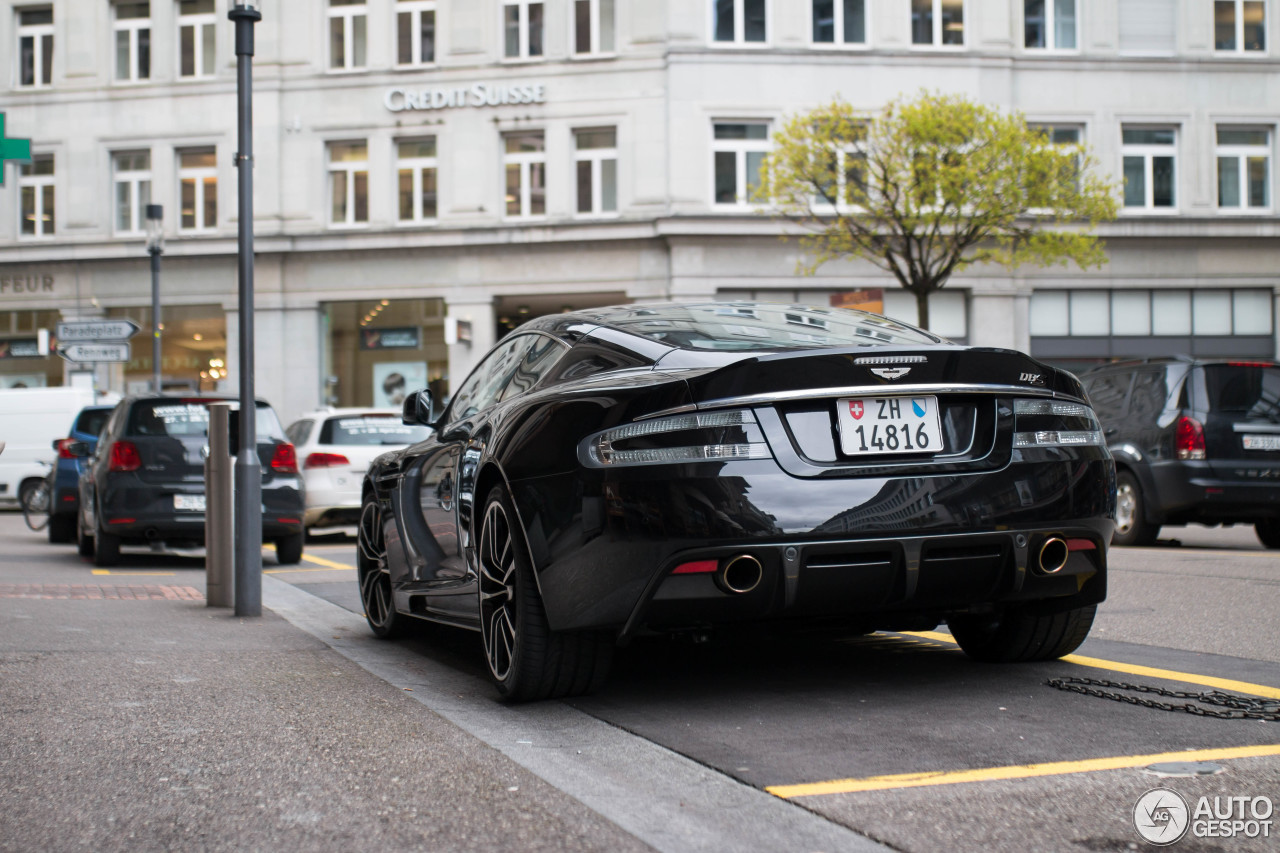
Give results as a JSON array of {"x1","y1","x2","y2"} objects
[
  {"x1": 107, "y1": 304, "x2": 228, "y2": 393},
  {"x1": 0, "y1": 308, "x2": 63, "y2": 388},
  {"x1": 322, "y1": 297, "x2": 450, "y2": 408}
]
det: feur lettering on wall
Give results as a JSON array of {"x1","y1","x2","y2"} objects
[{"x1": 0, "y1": 273, "x2": 54, "y2": 295}]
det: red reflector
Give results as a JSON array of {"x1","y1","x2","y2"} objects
[
  {"x1": 1227, "y1": 361, "x2": 1276, "y2": 368},
  {"x1": 276, "y1": 517, "x2": 301, "y2": 525},
  {"x1": 108, "y1": 518, "x2": 136, "y2": 525},
  {"x1": 1205, "y1": 488, "x2": 1224, "y2": 495},
  {"x1": 673, "y1": 559, "x2": 718, "y2": 575},
  {"x1": 108, "y1": 441, "x2": 142, "y2": 472},
  {"x1": 61, "y1": 495, "x2": 76, "y2": 502},
  {"x1": 271, "y1": 442, "x2": 299, "y2": 474},
  {"x1": 304, "y1": 451, "x2": 351, "y2": 469},
  {"x1": 1065, "y1": 539, "x2": 1096, "y2": 552}
]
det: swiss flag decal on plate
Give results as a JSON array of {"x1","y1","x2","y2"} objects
[{"x1": 849, "y1": 400, "x2": 864, "y2": 420}]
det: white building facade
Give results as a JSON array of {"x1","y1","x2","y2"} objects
[{"x1": 1, "y1": 0, "x2": 1278, "y2": 424}]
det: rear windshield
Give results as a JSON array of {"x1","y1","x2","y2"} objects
[
  {"x1": 125, "y1": 399, "x2": 284, "y2": 440},
  {"x1": 1203, "y1": 364, "x2": 1280, "y2": 418},
  {"x1": 589, "y1": 303, "x2": 939, "y2": 351},
  {"x1": 319, "y1": 415, "x2": 431, "y2": 446},
  {"x1": 73, "y1": 408, "x2": 112, "y2": 437}
]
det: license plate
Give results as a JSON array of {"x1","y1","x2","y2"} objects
[
  {"x1": 837, "y1": 396, "x2": 942, "y2": 457},
  {"x1": 1243, "y1": 434, "x2": 1280, "y2": 451},
  {"x1": 174, "y1": 494, "x2": 206, "y2": 512}
]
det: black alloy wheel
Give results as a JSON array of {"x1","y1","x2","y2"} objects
[
  {"x1": 949, "y1": 604, "x2": 1097, "y2": 662},
  {"x1": 477, "y1": 484, "x2": 612, "y2": 702},
  {"x1": 1112, "y1": 471, "x2": 1158, "y2": 547},
  {"x1": 357, "y1": 494, "x2": 403, "y2": 639}
]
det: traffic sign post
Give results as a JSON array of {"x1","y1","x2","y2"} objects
[
  {"x1": 55, "y1": 319, "x2": 142, "y2": 343},
  {"x1": 58, "y1": 343, "x2": 131, "y2": 364}
]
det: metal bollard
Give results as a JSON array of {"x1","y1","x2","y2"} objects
[{"x1": 205, "y1": 402, "x2": 234, "y2": 607}]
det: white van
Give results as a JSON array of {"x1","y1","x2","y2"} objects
[{"x1": 0, "y1": 386, "x2": 100, "y2": 507}]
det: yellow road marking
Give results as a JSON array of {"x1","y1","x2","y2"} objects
[
  {"x1": 90, "y1": 569, "x2": 175, "y2": 576},
  {"x1": 903, "y1": 630, "x2": 1280, "y2": 700},
  {"x1": 766, "y1": 744, "x2": 1280, "y2": 798}
]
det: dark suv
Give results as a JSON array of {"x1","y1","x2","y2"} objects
[
  {"x1": 74, "y1": 395, "x2": 305, "y2": 567},
  {"x1": 1080, "y1": 357, "x2": 1280, "y2": 547}
]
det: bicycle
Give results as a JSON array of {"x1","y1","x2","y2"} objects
[{"x1": 21, "y1": 461, "x2": 53, "y2": 532}]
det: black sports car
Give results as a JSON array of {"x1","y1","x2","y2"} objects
[{"x1": 359, "y1": 302, "x2": 1115, "y2": 701}]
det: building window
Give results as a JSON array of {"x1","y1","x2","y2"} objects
[
  {"x1": 329, "y1": 141, "x2": 369, "y2": 226},
  {"x1": 1215, "y1": 0, "x2": 1266, "y2": 52},
  {"x1": 329, "y1": 0, "x2": 367, "y2": 71},
  {"x1": 113, "y1": 151, "x2": 152, "y2": 235},
  {"x1": 1118, "y1": 0, "x2": 1176, "y2": 54},
  {"x1": 18, "y1": 155, "x2": 55, "y2": 238},
  {"x1": 503, "y1": 0, "x2": 544, "y2": 59},
  {"x1": 503, "y1": 132, "x2": 546, "y2": 218},
  {"x1": 912, "y1": 0, "x2": 964, "y2": 46},
  {"x1": 713, "y1": 0, "x2": 767, "y2": 44},
  {"x1": 17, "y1": 7, "x2": 54, "y2": 88},
  {"x1": 883, "y1": 289, "x2": 967, "y2": 340},
  {"x1": 812, "y1": 0, "x2": 866, "y2": 45},
  {"x1": 1031, "y1": 289, "x2": 1274, "y2": 338},
  {"x1": 713, "y1": 122, "x2": 770, "y2": 208},
  {"x1": 1025, "y1": 0, "x2": 1076, "y2": 50},
  {"x1": 1217, "y1": 127, "x2": 1271, "y2": 210},
  {"x1": 574, "y1": 0, "x2": 615, "y2": 55},
  {"x1": 1121, "y1": 127, "x2": 1177, "y2": 211},
  {"x1": 397, "y1": 0, "x2": 435, "y2": 66},
  {"x1": 114, "y1": 2, "x2": 151, "y2": 82},
  {"x1": 575, "y1": 128, "x2": 617, "y2": 216},
  {"x1": 178, "y1": 0, "x2": 217, "y2": 78},
  {"x1": 178, "y1": 148, "x2": 217, "y2": 231},
  {"x1": 397, "y1": 138, "x2": 438, "y2": 223}
]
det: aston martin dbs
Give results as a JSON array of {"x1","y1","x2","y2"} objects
[{"x1": 358, "y1": 302, "x2": 1115, "y2": 701}]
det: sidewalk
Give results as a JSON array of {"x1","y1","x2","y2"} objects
[{"x1": 0, "y1": 535, "x2": 652, "y2": 853}]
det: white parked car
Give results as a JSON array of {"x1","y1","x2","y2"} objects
[{"x1": 286, "y1": 408, "x2": 431, "y2": 532}]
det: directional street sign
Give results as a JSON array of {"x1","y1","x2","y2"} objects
[
  {"x1": 55, "y1": 319, "x2": 142, "y2": 342},
  {"x1": 58, "y1": 343, "x2": 131, "y2": 364}
]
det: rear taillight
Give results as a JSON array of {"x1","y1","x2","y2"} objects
[
  {"x1": 304, "y1": 451, "x2": 351, "y2": 469},
  {"x1": 581, "y1": 410, "x2": 772, "y2": 468},
  {"x1": 271, "y1": 442, "x2": 299, "y2": 473},
  {"x1": 108, "y1": 441, "x2": 142, "y2": 472},
  {"x1": 1175, "y1": 416, "x2": 1206, "y2": 460},
  {"x1": 56, "y1": 438, "x2": 77, "y2": 460}
]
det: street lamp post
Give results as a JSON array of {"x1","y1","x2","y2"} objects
[
  {"x1": 230, "y1": 0, "x2": 262, "y2": 617},
  {"x1": 145, "y1": 204, "x2": 163, "y2": 394}
]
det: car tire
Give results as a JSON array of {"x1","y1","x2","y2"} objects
[
  {"x1": 949, "y1": 604, "x2": 1097, "y2": 663},
  {"x1": 1112, "y1": 471, "x2": 1159, "y2": 547},
  {"x1": 48, "y1": 513, "x2": 76, "y2": 544},
  {"x1": 93, "y1": 515, "x2": 121, "y2": 568},
  {"x1": 1255, "y1": 519, "x2": 1280, "y2": 549},
  {"x1": 275, "y1": 532, "x2": 304, "y2": 565},
  {"x1": 357, "y1": 493, "x2": 405, "y2": 640},
  {"x1": 76, "y1": 510, "x2": 95, "y2": 558},
  {"x1": 477, "y1": 484, "x2": 612, "y2": 702}
]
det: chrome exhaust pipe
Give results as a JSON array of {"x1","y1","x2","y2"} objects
[
  {"x1": 1037, "y1": 538, "x2": 1069, "y2": 574},
  {"x1": 716, "y1": 554, "x2": 763, "y2": 595}
]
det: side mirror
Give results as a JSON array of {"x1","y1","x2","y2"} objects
[
  {"x1": 403, "y1": 389, "x2": 433, "y2": 426},
  {"x1": 66, "y1": 441, "x2": 91, "y2": 458}
]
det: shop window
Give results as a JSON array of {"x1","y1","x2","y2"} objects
[
  {"x1": 114, "y1": 151, "x2": 152, "y2": 235},
  {"x1": 912, "y1": 0, "x2": 964, "y2": 46},
  {"x1": 398, "y1": 138, "x2": 438, "y2": 223},
  {"x1": 713, "y1": 122, "x2": 770, "y2": 208},
  {"x1": 1122, "y1": 127, "x2": 1177, "y2": 211},
  {"x1": 812, "y1": 0, "x2": 866, "y2": 45},
  {"x1": 109, "y1": 304, "x2": 227, "y2": 393},
  {"x1": 712, "y1": 0, "x2": 767, "y2": 44},
  {"x1": 321, "y1": 299, "x2": 448, "y2": 409},
  {"x1": 574, "y1": 128, "x2": 617, "y2": 216},
  {"x1": 397, "y1": 0, "x2": 436, "y2": 66},
  {"x1": 1215, "y1": 0, "x2": 1266, "y2": 52},
  {"x1": 18, "y1": 155, "x2": 55, "y2": 238},
  {"x1": 1216, "y1": 127, "x2": 1271, "y2": 211},
  {"x1": 114, "y1": 2, "x2": 152, "y2": 83},
  {"x1": 503, "y1": 0, "x2": 544, "y2": 59},
  {"x1": 1025, "y1": 0, "x2": 1076, "y2": 50},
  {"x1": 574, "y1": 0, "x2": 615, "y2": 54},
  {"x1": 329, "y1": 0, "x2": 367, "y2": 71},
  {"x1": 503, "y1": 131, "x2": 545, "y2": 219},
  {"x1": 17, "y1": 7, "x2": 53, "y2": 88},
  {"x1": 329, "y1": 141, "x2": 369, "y2": 226},
  {"x1": 0, "y1": 309, "x2": 64, "y2": 389},
  {"x1": 179, "y1": 148, "x2": 217, "y2": 231},
  {"x1": 1030, "y1": 290, "x2": 1274, "y2": 338},
  {"x1": 178, "y1": 0, "x2": 217, "y2": 78}
]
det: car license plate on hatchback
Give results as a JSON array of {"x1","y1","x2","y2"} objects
[
  {"x1": 837, "y1": 396, "x2": 942, "y2": 457},
  {"x1": 1243, "y1": 434, "x2": 1280, "y2": 451},
  {"x1": 174, "y1": 494, "x2": 206, "y2": 512}
]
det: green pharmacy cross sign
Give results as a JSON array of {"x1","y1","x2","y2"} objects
[{"x1": 0, "y1": 114, "x2": 33, "y2": 187}]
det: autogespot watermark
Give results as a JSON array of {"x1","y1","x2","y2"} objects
[{"x1": 1134, "y1": 788, "x2": 1274, "y2": 845}]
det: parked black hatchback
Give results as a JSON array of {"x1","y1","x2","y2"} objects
[
  {"x1": 1081, "y1": 357, "x2": 1280, "y2": 547},
  {"x1": 74, "y1": 395, "x2": 305, "y2": 566}
]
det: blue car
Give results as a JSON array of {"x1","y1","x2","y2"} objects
[{"x1": 48, "y1": 405, "x2": 115, "y2": 543}]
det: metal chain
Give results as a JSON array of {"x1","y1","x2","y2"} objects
[{"x1": 1045, "y1": 676, "x2": 1280, "y2": 721}]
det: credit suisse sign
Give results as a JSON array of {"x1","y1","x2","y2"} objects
[{"x1": 384, "y1": 81, "x2": 547, "y2": 113}]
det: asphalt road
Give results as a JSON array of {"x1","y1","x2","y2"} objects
[{"x1": 6, "y1": 514, "x2": 1279, "y2": 852}]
